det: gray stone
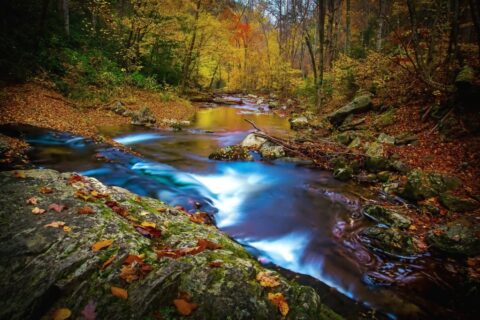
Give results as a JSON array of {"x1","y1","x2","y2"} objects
[
  {"x1": 327, "y1": 94, "x2": 372, "y2": 126},
  {"x1": 240, "y1": 133, "x2": 267, "y2": 149},
  {"x1": 363, "y1": 204, "x2": 411, "y2": 229},
  {"x1": 289, "y1": 116, "x2": 309, "y2": 129},
  {"x1": 259, "y1": 142, "x2": 285, "y2": 159},
  {"x1": 361, "y1": 226, "x2": 417, "y2": 257}
]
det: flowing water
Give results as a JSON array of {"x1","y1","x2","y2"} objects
[{"x1": 5, "y1": 97, "x2": 477, "y2": 319}]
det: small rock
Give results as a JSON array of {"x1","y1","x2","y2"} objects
[
  {"x1": 377, "y1": 171, "x2": 390, "y2": 182},
  {"x1": 361, "y1": 226, "x2": 417, "y2": 257},
  {"x1": 377, "y1": 133, "x2": 395, "y2": 145},
  {"x1": 428, "y1": 218, "x2": 480, "y2": 255},
  {"x1": 439, "y1": 193, "x2": 479, "y2": 212},
  {"x1": 395, "y1": 132, "x2": 417, "y2": 145},
  {"x1": 333, "y1": 166, "x2": 353, "y2": 181},
  {"x1": 131, "y1": 107, "x2": 156, "y2": 127},
  {"x1": 374, "y1": 109, "x2": 396, "y2": 129},
  {"x1": 401, "y1": 169, "x2": 461, "y2": 201},
  {"x1": 363, "y1": 204, "x2": 411, "y2": 229},
  {"x1": 259, "y1": 142, "x2": 285, "y2": 160},
  {"x1": 348, "y1": 137, "x2": 362, "y2": 149},
  {"x1": 241, "y1": 133, "x2": 267, "y2": 150},
  {"x1": 209, "y1": 146, "x2": 253, "y2": 161},
  {"x1": 289, "y1": 116, "x2": 309, "y2": 130}
]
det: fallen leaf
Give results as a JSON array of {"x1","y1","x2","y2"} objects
[
  {"x1": 256, "y1": 272, "x2": 280, "y2": 288},
  {"x1": 78, "y1": 206, "x2": 94, "y2": 215},
  {"x1": 135, "y1": 226, "x2": 162, "y2": 238},
  {"x1": 101, "y1": 254, "x2": 117, "y2": 270},
  {"x1": 32, "y1": 207, "x2": 46, "y2": 215},
  {"x1": 26, "y1": 197, "x2": 38, "y2": 205},
  {"x1": 123, "y1": 255, "x2": 144, "y2": 265},
  {"x1": 52, "y1": 308, "x2": 71, "y2": 320},
  {"x1": 111, "y1": 286, "x2": 128, "y2": 300},
  {"x1": 80, "y1": 301, "x2": 97, "y2": 320},
  {"x1": 197, "y1": 239, "x2": 221, "y2": 250},
  {"x1": 267, "y1": 292, "x2": 289, "y2": 317},
  {"x1": 40, "y1": 186, "x2": 54, "y2": 194},
  {"x1": 13, "y1": 171, "x2": 26, "y2": 178},
  {"x1": 173, "y1": 299, "x2": 198, "y2": 316},
  {"x1": 120, "y1": 265, "x2": 139, "y2": 283},
  {"x1": 49, "y1": 203, "x2": 66, "y2": 213},
  {"x1": 91, "y1": 239, "x2": 113, "y2": 252},
  {"x1": 68, "y1": 174, "x2": 86, "y2": 184},
  {"x1": 44, "y1": 221, "x2": 66, "y2": 228},
  {"x1": 209, "y1": 260, "x2": 223, "y2": 268},
  {"x1": 63, "y1": 226, "x2": 72, "y2": 233},
  {"x1": 141, "y1": 221, "x2": 156, "y2": 228}
]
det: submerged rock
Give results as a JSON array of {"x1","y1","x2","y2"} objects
[
  {"x1": 241, "y1": 133, "x2": 267, "y2": 149},
  {"x1": 0, "y1": 169, "x2": 340, "y2": 320},
  {"x1": 131, "y1": 107, "x2": 157, "y2": 127},
  {"x1": 209, "y1": 146, "x2": 253, "y2": 161},
  {"x1": 363, "y1": 204, "x2": 411, "y2": 229},
  {"x1": 361, "y1": 226, "x2": 417, "y2": 257},
  {"x1": 327, "y1": 94, "x2": 372, "y2": 126},
  {"x1": 428, "y1": 218, "x2": 480, "y2": 256},
  {"x1": 401, "y1": 169, "x2": 461, "y2": 201},
  {"x1": 259, "y1": 141, "x2": 285, "y2": 160}
]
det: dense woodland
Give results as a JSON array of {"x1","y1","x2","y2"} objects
[{"x1": 1, "y1": 0, "x2": 479, "y2": 107}]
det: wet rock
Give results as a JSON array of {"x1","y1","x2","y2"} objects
[
  {"x1": 213, "y1": 97, "x2": 243, "y2": 105},
  {"x1": 377, "y1": 133, "x2": 395, "y2": 145},
  {"x1": 269, "y1": 101, "x2": 279, "y2": 109},
  {"x1": 333, "y1": 166, "x2": 353, "y2": 181},
  {"x1": 361, "y1": 226, "x2": 417, "y2": 257},
  {"x1": 377, "y1": 171, "x2": 391, "y2": 182},
  {"x1": 131, "y1": 107, "x2": 157, "y2": 127},
  {"x1": 439, "y1": 193, "x2": 479, "y2": 212},
  {"x1": 363, "y1": 204, "x2": 411, "y2": 229},
  {"x1": 209, "y1": 146, "x2": 253, "y2": 161},
  {"x1": 240, "y1": 133, "x2": 267, "y2": 150},
  {"x1": 289, "y1": 116, "x2": 309, "y2": 130},
  {"x1": 0, "y1": 169, "x2": 340, "y2": 320},
  {"x1": 334, "y1": 131, "x2": 355, "y2": 146},
  {"x1": 339, "y1": 117, "x2": 366, "y2": 131},
  {"x1": 401, "y1": 169, "x2": 461, "y2": 201},
  {"x1": 428, "y1": 218, "x2": 480, "y2": 256},
  {"x1": 259, "y1": 141, "x2": 285, "y2": 160},
  {"x1": 364, "y1": 142, "x2": 390, "y2": 172},
  {"x1": 373, "y1": 109, "x2": 395, "y2": 129},
  {"x1": 162, "y1": 119, "x2": 191, "y2": 130},
  {"x1": 327, "y1": 94, "x2": 372, "y2": 126}
]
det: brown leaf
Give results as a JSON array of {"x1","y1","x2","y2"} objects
[
  {"x1": 49, "y1": 203, "x2": 66, "y2": 213},
  {"x1": 209, "y1": 260, "x2": 223, "y2": 268},
  {"x1": 91, "y1": 239, "x2": 113, "y2": 252},
  {"x1": 78, "y1": 206, "x2": 94, "y2": 215},
  {"x1": 32, "y1": 207, "x2": 46, "y2": 215},
  {"x1": 173, "y1": 299, "x2": 198, "y2": 316},
  {"x1": 52, "y1": 308, "x2": 71, "y2": 320},
  {"x1": 68, "y1": 174, "x2": 86, "y2": 184},
  {"x1": 120, "y1": 265, "x2": 139, "y2": 283},
  {"x1": 26, "y1": 197, "x2": 38, "y2": 205},
  {"x1": 101, "y1": 254, "x2": 117, "y2": 270},
  {"x1": 111, "y1": 286, "x2": 128, "y2": 300},
  {"x1": 267, "y1": 292, "x2": 289, "y2": 317}
]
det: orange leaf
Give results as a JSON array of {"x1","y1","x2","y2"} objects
[
  {"x1": 63, "y1": 226, "x2": 72, "y2": 233},
  {"x1": 91, "y1": 239, "x2": 113, "y2": 252},
  {"x1": 267, "y1": 292, "x2": 289, "y2": 316},
  {"x1": 44, "y1": 221, "x2": 66, "y2": 228},
  {"x1": 49, "y1": 203, "x2": 66, "y2": 213},
  {"x1": 120, "y1": 265, "x2": 139, "y2": 283},
  {"x1": 40, "y1": 186, "x2": 54, "y2": 194},
  {"x1": 173, "y1": 299, "x2": 198, "y2": 316},
  {"x1": 32, "y1": 207, "x2": 46, "y2": 215},
  {"x1": 101, "y1": 254, "x2": 117, "y2": 270},
  {"x1": 111, "y1": 286, "x2": 128, "y2": 300},
  {"x1": 52, "y1": 308, "x2": 72, "y2": 320},
  {"x1": 78, "y1": 206, "x2": 94, "y2": 215},
  {"x1": 140, "y1": 221, "x2": 156, "y2": 228},
  {"x1": 12, "y1": 171, "x2": 26, "y2": 178},
  {"x1": 256, "y1": 272, "x2": 280, "y2": 287}
]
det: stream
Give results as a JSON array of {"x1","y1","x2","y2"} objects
[{"x1": 6, "y1": 97, "x2": 476, "y2": 319}]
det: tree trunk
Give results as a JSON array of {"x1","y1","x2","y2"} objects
[
  {"x1": 446, "y1": 0, "x2": 459, "y2": 64},
  {"x1": 305, "y1": 33, "x2": 317, "y2": 85},
  {"x1": 345, "y1": 0, "x2": 351, "y2": 54},
  {"x1": 62, "y1": 0, "x2": 69, "y2": 37},
  {"x1": 181, "y1": 0, "x2": 201, "y2": 93},
  {"x1": 376, "y1": 0, "x2": 384, "y2": 51},
  {"x1": 317, "y1": 0, "x2": 326, "y2": 108},
  {"x1": 469, "y1": 0, "x2": 480, "y2": 57}
]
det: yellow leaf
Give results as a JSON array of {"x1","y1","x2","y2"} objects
[
  {"x1": 101, "y1": 254, "x2": 117, "y2": 270},
  {"x1": 256, "y1": 272, "x2": 280, "y2": 287},
  {"x1": 91, "y1": 239, "x2": 113, "y2": 252},
  {"x1": 44, "y1": 221, "x2": 66, "y2": 228},
  {"x1": 32, "y1": 207, "x2": 46, "y2": 215},
  {"x1": 111, "y1": 286, "x2": 128, "y2": 300},
  {"x1": 63, "y1": 226, "x2": 72, "y2": 233},
  {"x1": 141, "y1": 221, "x2": 156, "y2": 228},
  {"x1": 267, "y1": 292, "x2": 289, "y2": 317},
  {"x1": 52, "y1": 308, "x2": 71, "y2": 320}
]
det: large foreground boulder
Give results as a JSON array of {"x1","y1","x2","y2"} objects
[
  {"x1": 400, "y1": 169, "x2": 461, "y2": 201},
  {"x1": 0, "y1": 169, "x2": 340, "y2": 320},
  {"x1": 241, "y1": 133, "x2": 267, "y2": 149},
  {"x1": 327, "y1": 94, "x2": 372, "y2": 126}
]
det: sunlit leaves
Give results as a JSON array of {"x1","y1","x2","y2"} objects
[
  {"x1": 52, "y1": 308, "x2": 71, "y2": 320},
  {"x1": 111, "y1": 286, "x2": 128, "y2": 300},
  {"x1": 267, "y1": 292, "x2": 289, "y2": 317},
  {"x1": 91, "y1": 239, "x2": 114, "y2": 252}
]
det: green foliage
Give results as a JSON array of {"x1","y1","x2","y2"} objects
[{"x1": 128, "y1": 72, "x2": 160, "y2": 91}]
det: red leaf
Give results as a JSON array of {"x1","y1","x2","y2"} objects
[{"x1": 48, "y1": 203, "x2": 66, "y2": 213}]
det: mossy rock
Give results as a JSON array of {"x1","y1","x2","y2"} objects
[
  {"x1": 209, "y1": 146, "x2": 253, "y2": 161},
  {"x1": 377, "y1": 133, "x2": 395, "y2": 145},
  {"x1": 428, "y1": 218, "x2": 480, "y2": 256},
  {"x1": 439, "y1": 193, "x2": 479, "y2": 212},
  {"x1": 361, "y1": 226, "x2": 417, "y2": 257},
  {"x1": 363, "y1": 204, "x2": 411, "y2": 229},
  {"x1": 327, "y1": 94, "x2": 372, "y2": 126},
  {"x1": 401, "y1": 169, "x2": 461, "y2": 201},
  {"x1": 333, "y1": 166, "x2": 353, "y2": 181},
  {"x1": 0, "y1": 169, "x2": 341, "y2": 320},
  {"x1": 374, "y1": 109, "x2": 396, "y2": 129}
]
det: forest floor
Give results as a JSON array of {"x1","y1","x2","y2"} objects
[{"x1": 0, "y1": 82, "x2": 196, "y2": 164}]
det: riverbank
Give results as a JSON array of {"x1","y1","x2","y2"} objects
[{"x1": 0, "y1": 82, "x2": 196, "y2": 165}]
